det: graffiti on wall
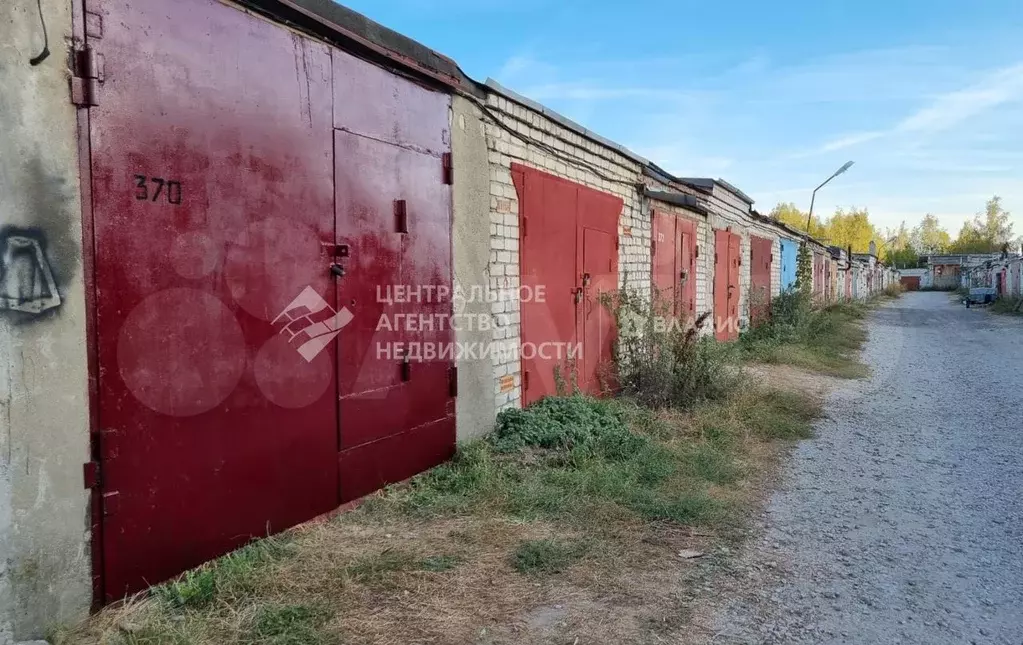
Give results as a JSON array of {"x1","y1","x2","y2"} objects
[{"x1": 0, "y1": 228, "x2": 61, "y2": 315}]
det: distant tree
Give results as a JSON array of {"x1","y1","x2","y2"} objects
[
  {"x1": 911, "y1": 214, "x2": 951, "y2": 254},
  {"x1": 979, "y1": 196, "x2": 1014, "y2": 248},
  {"x1": 883, "y1": 221, "x2": 919, "y2": 267},
  {"x1": 770, "y1": 202, "x2": 824, "y2": 236},
  {"x1": 825, "y1": 207, "x2": 879, "y2": 253},
  {"x1": 949, "y1": 196, "x2": 1015, "y2": 254}
]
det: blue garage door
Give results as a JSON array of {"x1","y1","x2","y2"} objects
[{"x1": 779, "y1": 238, "x2": 798, "y2": 290}]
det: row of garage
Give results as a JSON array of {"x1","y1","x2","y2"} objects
[
  {"x1": 0, "y1": 0, "x2": 898, "y2": 634},
  {"x1": 478, "y1": 81, "x2": 899, "y2": 410}
]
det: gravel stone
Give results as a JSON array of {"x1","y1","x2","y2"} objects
[{"x1": 696, "y1": 293, "x2": 1023, "y2": 644}]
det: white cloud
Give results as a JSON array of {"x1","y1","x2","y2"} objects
[
  {"x1": 490, "y1": 46, "x2": 1023, "y2": 235},
  {"x1": 894, "y1": 62, "x2": 1023, "y2": 134},
  {"x1": 818, "y1": 131, "x2": 885, "y2": 152}
]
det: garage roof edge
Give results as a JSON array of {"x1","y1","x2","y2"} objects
[
  {"x1": 484, "y1": 78, "x2": 650, "y2": 166},
  {"x1": 643, "y1": 189, "x2": 710, "y2": 216},
  {"x1": 241, "y1": 0, "x2": 484, "y2": 96}
]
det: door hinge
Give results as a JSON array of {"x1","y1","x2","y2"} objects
[
  {"x1": 449, "y1": 366, "x2": 458, "y2": 397},
  {"x1": 395, "y1": 199, "x2": 408, "y2": 233},
  {"x1": 714, "y1": 252, "x2": 718, "y2": 264},
  {"x1": 522, "y1": 216, "x2": 528, "y2": 237},
  {"x1": 71, "y1": 44, "x2": 102, "y2": 107},
  {"x1": 615, "y1": 237, "x2": 620, "y2": 251},
  {"x1": 442, "y1": 152, "x2": 453, "y2": 185},
  {"x1": 523, "y1": 370, "x2": 530, "y2": 391},
  {"x1": 83, "y1": 461, "x2": 100, "y2": 489}
]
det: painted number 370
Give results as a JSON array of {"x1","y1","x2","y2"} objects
[{"x1": 134, "y1": 175, "x2": 182, "y2": 205}]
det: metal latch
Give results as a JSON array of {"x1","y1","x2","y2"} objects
[{"x1": 400, "y1": 352, "x2": 411, "y2": 382}]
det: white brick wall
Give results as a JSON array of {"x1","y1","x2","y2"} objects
[{"x1": 483, "y1": 92, "x2": 646, "y2": 411}]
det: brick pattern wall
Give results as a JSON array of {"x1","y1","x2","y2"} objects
[{"x1": 483, "y1": 93, "x2": 646, "y2": 411}]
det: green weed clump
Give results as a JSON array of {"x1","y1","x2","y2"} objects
[
  {"x1": 491, "y1": 395, "x2": 644, "y2": 461},
  {"x1": 600, "y1": 287, "x2": 740, "y2": 410},
  {"x1": 154, "y1": 537, "x2": 294, "y2": 610},
  {"x1": 991, "y1": 296, "x2": 1023, "y2": 315},
  {"x1": 246, "y1": 604, "x2": 329, "y2": 645},
  {"x1": 740, "y1": 289, "x2": 869, "y2": 378},
  {"x1": 882, "y1": 283, "x2": 904, "y2": 298},
  {"x1": 392, "y1": 394, "x2": 724, "y2": 527},
  {"x1": 512, "y1": 538, "x2": 589, "y2": 574}
]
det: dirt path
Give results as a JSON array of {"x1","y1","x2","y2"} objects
[{"x1": 681, "y1": 292, "x2": 1023, "y2": 644}]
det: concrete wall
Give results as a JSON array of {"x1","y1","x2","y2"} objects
[
  {"x1": 483, "y1": 89, "x2": 646, "y2": 411},
  {"x1": 0, "y1": 0, "x2": 93, "y2": 640},
  {"x1": 450, "y1": 95, "x2": 496, "y2": 440}
]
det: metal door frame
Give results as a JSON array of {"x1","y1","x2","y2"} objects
[{"x1": 70, "y1": 0, "x2": 105, "y2": 608}]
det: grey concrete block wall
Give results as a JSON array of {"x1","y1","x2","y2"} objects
[
  {"x1": 451, "y1": 96, "x2": 497, "y2": 440},
  {"x1": 0, "y1": 0, "x2": 93, "y2": 641}
]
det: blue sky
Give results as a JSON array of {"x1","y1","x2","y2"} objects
[{"x1": 341, "y1": 0, "x2": 1023, "y2": 238}]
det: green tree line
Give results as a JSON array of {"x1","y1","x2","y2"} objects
[{"x1": 769, "y1": 196, "x2": 1019, "y2": 267}]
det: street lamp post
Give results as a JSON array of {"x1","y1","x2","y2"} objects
[
  {"x1": 797, "y1": 161, "x2": 854, "y2": 293},
  {"x1": 805, "y1": 160, "x2": 854, "y2": 233}
]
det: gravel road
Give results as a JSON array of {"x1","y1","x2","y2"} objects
[{"x1": 689, "y1": 292, "x2": 1023, "y2": 644}]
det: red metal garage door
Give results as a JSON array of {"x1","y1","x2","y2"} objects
[
  {"x1": 713, "y1": 229, "x2": 741, "y2": 341},
  {"x1": 514, "y1": 164, "x2": 621, "y2": 405},
  {"x1": 900, "y1": 276, "x2": 920, "y2": 291},
  {"x1": 749, "y1": 235, "x2": 772, "y2": 326},
  {"x1": 652, "y1": 210, "x2": 697, "y2": 319},
  {"x1": 84, "y1": 0, "x2": 453, "y2": 600},
  {"x1": 330, "y1": 48, "x2": 455, "y2": 502}
]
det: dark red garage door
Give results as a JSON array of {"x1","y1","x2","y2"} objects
[
  {"x1": 713, "y1": 229, "x2": 741, "y2": 341},
  {"x1": 85, "y1": 0, "x2": 453, "y2": 600},
  {"x1": 513, "y1": 164, "x2": 621, "y2": 405},
  {"x1": 749, "y1": 235, "x2": 773, "y2": 326},
  {"x1": 652, "y1": 210, "x2": 697, "y2": 319}
]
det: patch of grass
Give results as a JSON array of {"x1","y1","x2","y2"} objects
[
  {"x1": 512, "y1": 538, "x2": 589, "y2": 574},
  {"x1": 341, "y1": 550, "x2": 420, "y2": 583},
  {"x1": 339, "y1": 550, "x2": 463, "y2": 585},
  {"x1": 391, "y1": 395, "x2": 732, "y2": 529},
  {"x1": 991, "y1": 296, "x2": 1023, "y2": 315},
  {"x1": 419, "y1": 554, "x2": 462, "y2": 572},
  {"x1": 117, "y1": 625, "x2": 195, "y2": 645},
  {"x1": 683, "y1": 442, "x2": 742, "y2": 484},
  {"x1": 246, "y1": 604, "x2": 329, "y2": 645},
  {"x1": 742, "y1": 389, "x2": 823, "y2": 440},
  {"x1": 882, "y1": 283, "x2": 904, "y2": 298},
  {"x1": 741, "y1": 293, "x2": 870, "y2": 378},
  {"x1": 154, "y1": 536, "x2": 293, "y2": 610},
  {"x1": 58, "y1": 340, "x2": 834, "y2": 645}
]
